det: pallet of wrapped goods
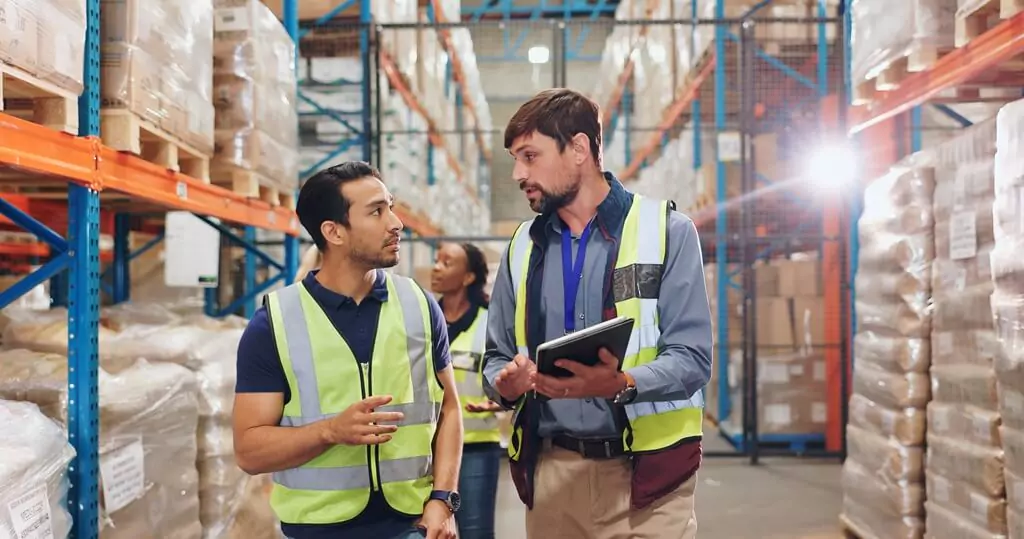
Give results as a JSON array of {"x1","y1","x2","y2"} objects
[
  {"x1": 98, "y1": 0, "x2": 213, "y2": 182},
  {"x1": 992, "y1": 98, "x2": 1024, "y2": 539},
  {"x1": 842, "y1": 156, "x2": 934, "y2": 539},
  {"x1": 955, "y1": 0, "x2": 1024, "y2": 46},
  {"x1": 212, "y1": 0, "x2": 299, "y2": 207},
  {"x1": 0, "y1": 349, "x2": 202, "y2": 538},
  {"x1": 0, "y1": 0, "x2": 84, "y2": 133},
  {"x1": 925, "y1": 118, "x2": 1003, "y2": 539},
  {"x1": 0, "y1": 399, "x2": 76, "y2": 539},
  {"x1": 851, "y1": 0, "x2": 957, "y2": 104}
]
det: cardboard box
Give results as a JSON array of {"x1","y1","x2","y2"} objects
[
  {"x1": 775, "y1": 259, "x2": 821, "y2": 296},
  {"x1": 756, "y1": 297, "x2": 794, "y2": 348},
  {"x1": 0, "y1": 0, "x2": 40, "y2": 74}
]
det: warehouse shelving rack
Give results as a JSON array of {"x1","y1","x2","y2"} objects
[
  {"x1": 0, "y1": 1, "x2": 317, "y2": 536},
  {"x1": 597, "y1": 1, "x2": 850, "y2": 461}
]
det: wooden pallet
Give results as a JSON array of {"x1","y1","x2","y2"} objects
[
  {"x1": 838, "y1": 514, "x2": 874, "y2": 539},
  {"x1": 210, "y1": 165, "x2": 295, "y2": 208},
  {"x1": 100, "y1": 110, "x2": 211, "y2": 183},
  {"x1": 956, "y1": 0, "x2": 1024, "y2": 47},
  {"x1": 0, "y1": 62, "x2": 79, "y2": 134},
  {"x1": 852, "y1": 42, "x2": 951, "y2": 104}
]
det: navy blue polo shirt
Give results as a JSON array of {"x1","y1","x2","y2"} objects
[{"x1": 235, "y1": 269, "x2": 451, "y2": 539}]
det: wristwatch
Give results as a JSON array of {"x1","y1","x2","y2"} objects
[
  {"x1": 428, "y1": 490, "x2": 461, "y2": 514},
  {"x1": 613, "y1": 372, "x2": 638, "y2": 405}
]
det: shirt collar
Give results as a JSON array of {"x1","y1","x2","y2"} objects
[{"x1": 302, "y1": 269, "x2": 389, "y2": 309}]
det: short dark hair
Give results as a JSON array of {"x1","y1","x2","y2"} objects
[
  {"x1": 296, "y1": 161, "x2": 382, "y2": 250},
  {"x1": 460, "y1": 243, "x2": 490, "y2": 307},
  {"x1": 504, "y1": 88, "x2": 602, "y2": 167}
]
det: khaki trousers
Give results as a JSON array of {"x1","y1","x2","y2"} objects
[{"x1": 525, "y1": 445, "x2": 698, "y2": 539}]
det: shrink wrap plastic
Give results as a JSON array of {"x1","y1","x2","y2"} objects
[
  {"x1": 0, "y1": 0, "x2": 86, "y2": 95},
  {"x1": 213, "y1": 0, "x2": 299, "y2": 192},
  {"x1": 844, "y1": 155, "x2": 935, "y2": 539},
  {"x1": 851, "y1": 0, "x2": 956, "y2": 88},
  {"x1": 0, "y1": 350, "x2": 202, "y2": 538},
  {"x1": 0, "y1": 399, "x2": 76, "y2": 539},
  {"x1": 100, "y1": 0, "x2": 215, "y2": 153}
]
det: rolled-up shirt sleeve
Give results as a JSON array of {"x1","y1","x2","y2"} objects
[
  {"x1": 482, "y1": 243, "x2": 520, "y2": 407},
  {"x1": 626, "y1": 212, "x2": 714, "y2": 403}
]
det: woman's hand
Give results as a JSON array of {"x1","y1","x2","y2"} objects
[{"x1": 465, "y1": 400, "x2": 504, "y2": 413}]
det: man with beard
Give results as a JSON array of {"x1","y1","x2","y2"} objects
[
  {"x1": 233, "y1": 161, "x2": 463, "y2": 539},
  {"x1": 483, "y1": 89, "x2": 713, "y2": 538}
]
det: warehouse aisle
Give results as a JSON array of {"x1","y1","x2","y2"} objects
[{"x1": 494, "y1": 431, "x2": 844, "y2": 539}]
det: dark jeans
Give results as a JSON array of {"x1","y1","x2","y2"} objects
[{"x1": 456, "y1": 443, "x2": 503, "y2": 539}]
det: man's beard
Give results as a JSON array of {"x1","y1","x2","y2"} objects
[
  {"x1": 351, "y1": 246, "x2": 400, "y2": 269},
  {"x1": 526, "y1": 178, "x2": 581, "y2": 214}
]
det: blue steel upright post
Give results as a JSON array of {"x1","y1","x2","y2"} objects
[
  {"x1": 282, "y1": 0, "x2": 300, "y2": 284},
  {"x1": 69, "y1": 0, "x2": 102, "y2": 534},
  {"x1": 713, "y1": 0, "x2": 731, "y2": 428}
]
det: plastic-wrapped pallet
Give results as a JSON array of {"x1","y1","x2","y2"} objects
[
  {"x1": 851, "y1": 0, "x2": 957, "y2": 97},
  {"x1": 0, "y1": 0, "x2": 86, "y2": 96},
  {"x1": 213, "y1": 0, "x2": 299, "y2": 193},
  {"x1": 0, "y1": 399, "x2": 76, "y2": 539},
  {"x1": 100, "y1": 0, "x2": 215, "y2": 154},
  {"x1": 992, "y1": 98, "x2": 1024, "y2": 538},
  {"x1": 0, "y1": 349, "x2": 202, "y2": 538},
  {"x1": 926, "y1": 119, "x2": 1003, "y2": 538},
  {"x1": 843, "y1": 156, "x2": 935, "y2": 539}
]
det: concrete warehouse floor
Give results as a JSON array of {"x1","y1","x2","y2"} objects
[{"x1": 494, "y1": 424, "x2": 845, "y2": 539}]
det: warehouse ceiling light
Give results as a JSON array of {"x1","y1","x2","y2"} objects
[{"x1": 528, "y1": 46, "x2": 550, "y2": 64}]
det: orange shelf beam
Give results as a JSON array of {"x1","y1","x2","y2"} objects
[
  {"x1": 601, "y1": 48, "x2": 641, "y2": 127},
  {"x1": 98, "y1": 148, "x2": 298, "y2": 234},
  {"x1": 394, "y1": 201, "x2": 441, "y2": 237},
  {"x1": 619, "y1": 54, "x2": 716, "y2": 181},
  {"x1": 0, "y1": 242, "x2": 49, "y2": 257},
  {"x1": 850, "y1": 11, "x2": 1024, "y2": 133},
  {"x1": 429, "y1": 1, "x2": 493, "y2": 161},
  {"x1": 0, "y1": 112, "x2": 299, "y2": 235},
  {"x1": 0, "y1": 114, "x2": 97, "y2": 186}
]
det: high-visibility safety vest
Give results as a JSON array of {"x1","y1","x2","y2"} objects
[
  {"x1": 449, "y1": 307, "x2": 501, "y2": 444},
  {"x1": 506, "y1": 194, "x2": 704, "y2": 460},
  {"x1": 265, "y1": 273, "x2": 444, "y2": 525}
]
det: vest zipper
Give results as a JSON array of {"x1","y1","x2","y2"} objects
[
  {"x1": 359, "y1": 361, "x2": 380, "y2": 492},
  {"x1": 366, "y1": 360, "x2": 385, "y2": 493}
]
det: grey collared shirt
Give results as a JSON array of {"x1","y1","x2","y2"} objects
[{"x1": 482, "y1": 210, "x2": 714, "y2": 439}]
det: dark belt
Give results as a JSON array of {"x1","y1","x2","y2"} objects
[{"x1": 551, "y1": 435, "x2": 627, "y2": 459}]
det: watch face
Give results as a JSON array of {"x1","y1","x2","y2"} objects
[{"x1": 448, "y1": 491, "x2": 461, "y2": 512}]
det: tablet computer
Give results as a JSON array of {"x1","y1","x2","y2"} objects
[{"x1": 535, "y1": 316, "x2": 635, "y2": 378}]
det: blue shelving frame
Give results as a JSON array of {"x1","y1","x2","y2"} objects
[
  {"x1": 599, "y1": 0, "x2": 847, "y2": 452},
  {"x1": 0, "y1": 0, "x2": 309, "y2": 535}
]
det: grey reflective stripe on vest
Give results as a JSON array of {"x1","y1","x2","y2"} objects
[
  {"x1": 377, "y1": 275, "x2": 439, "y2": 425},
  {"x1": 464, "y1": 416, "x2": 498, "y2": 432},
  {"x1": 274, "y1": 455, "x2": 432, "y2": 491},
  {"x1": 276, "y1": 284, "x2": 324, "y2": 418},
  {"x1": 624, "y1": 197, "x2": 704, "y2": 421},
  {"x1": 508, "y1": 220, "x2": 534, "y2": 358},
  {"x1": 454, "y1": 310, "x2": 489, "y2": 400}
]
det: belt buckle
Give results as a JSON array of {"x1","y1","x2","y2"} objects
[
  {"x1": 604, "y1": 441, "x2": 612, "y2": 458},
  {"x1": 576, "y1": 439, "x2": 587, "y2": 456}
]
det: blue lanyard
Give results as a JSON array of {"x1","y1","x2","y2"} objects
[{"x1": 561, "y1": 223, "x2": 593, "y2": 334}]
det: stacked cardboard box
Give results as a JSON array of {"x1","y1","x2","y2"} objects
[
  {"x1": 842, "y1": 157, "x2": 935, "y2": 539},
  {"x1": 0, "y1": 0, "x2": 86, "y2": 96},
  {"x1": 213, "y1": 0, "x2": 299, "y2": 193},
  {"x1": 100, "y1": 0, "x2": 215, "y2": 154},
  {"x1": 991, "y1": 99, "x2": 1024, "y2": 538},
  {"x1": 925, "y1": 119, "x2": 1004, "y2": 538}
]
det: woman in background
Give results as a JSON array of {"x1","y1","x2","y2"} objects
[
  {"x1": 294, "y1": 244, "x2": 321, "y2": 283},
  {"x1": 431, "y1": 242, "x2": 501, "y2": 539}
]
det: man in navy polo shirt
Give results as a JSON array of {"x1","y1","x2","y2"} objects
[{"x1": 233, "y1": 161, "x2": 462, "y2": 539}]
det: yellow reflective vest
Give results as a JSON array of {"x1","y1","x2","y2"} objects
[
  {"x1": 506, "y1": 194, "x2": 704, "y2": 460},
  {"x1": 265, "y1": 273, "x2": 444, "y2": 525},
  {"x1": 449, "y1": 307, "x2": 501, "y2": 444}
]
